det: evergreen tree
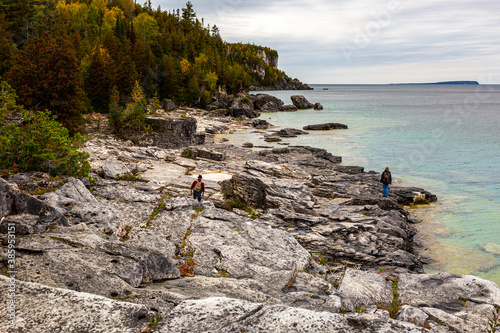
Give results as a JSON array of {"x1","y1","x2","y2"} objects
[
  {"x1": 85, "y1": 46, "x2": 115, "y2": 113},
  {"x1": 7, "y1": 34, "x2": 86, "y2": 135},
  {"x1": 181, "y1": 1, "x2": 196, "y2": 21},
  {"x1": 0, "y1": 15, "x2": 16, "y2": 77}
]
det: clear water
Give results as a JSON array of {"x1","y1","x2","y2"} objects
[{"x1": 224, "y1": 84, "x2": 500, "y2": 286}]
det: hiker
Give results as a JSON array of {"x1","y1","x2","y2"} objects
[
  {"x1": 190, "y1": 175, "x2": 205, "y2": 202},
  {"x1": 380, "y1": 167, "x2": 392, "y2": 197}
]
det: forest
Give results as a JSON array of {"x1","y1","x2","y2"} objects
[{"x1": 0, "y1": 0, "x2": 293, "y2": 135}]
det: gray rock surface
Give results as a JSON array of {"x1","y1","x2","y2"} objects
[
  {"x1": 228, "y1": 97, "x2": 260, "y2": 118},
  {"x1": 279, "y1": 104, "x2": 298, "y2": 111},
  {"x1": 291, "y1": 94, "x2": 314, "y2": 109},
  {"x1": 397, "y1": 273, "x2": 500, "y2": 333},
  {"x1": 313, "y1": 102, "x2": 324, "y2": 110},
  {"x1": 303, "y1": 122, "x2": 349, "y2": 130},
  {"x1": 163, "y1": 98, "x2": 176, "y2": 111},
  {"x1": 153, "y1": 297, "x2": 430, "y2": 333},
  {"x1": 0, "y1": 178, "x2": 68, "y2": 233},
  {"x1": 101, "y1": 160, "x2": 131, "y2": 179},
  {"x1": 1, "y1": 124, "x2": 499, "y2": 333},
  {"x1": 253, "y1": 93, "x2": 284, "y2": 111},
  {"x1": 139, "y1": 116, "x2": 202, "y2": 148},
  {"x1": 0, "y1": 276, "x2": 152, "y2": 332}
]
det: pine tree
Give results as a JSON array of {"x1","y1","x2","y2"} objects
[
  {"x1": 0, "y1": 15, "x2": 16, "y2": 77},
  {"x1": 7, "y1": 34, "x2": 86, "y2": 135},
  {"x1": 85, "y1": 47, "x2": 115, "y2": 113}
]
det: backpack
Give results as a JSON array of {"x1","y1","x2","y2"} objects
[
  {"x1": 193, "y1": 180, "x2": 202, "y2": 192},
  {"x1": 383, "y1": 172, "x2": 390, "y2": 183}
]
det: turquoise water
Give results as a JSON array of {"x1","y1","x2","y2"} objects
[{"x1": 227, "y1": 84, "x2": 500, "y2": 286}]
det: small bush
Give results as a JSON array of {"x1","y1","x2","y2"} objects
[
  {"x1": 488, "y1": 304, "x2": 500, "y2": 333},
  {"x1": 108, "y1": 82, "x2": 148, "y2": 136},
  {"x1": 0, "y1": 82, "x2": 90, "y2": 177}
]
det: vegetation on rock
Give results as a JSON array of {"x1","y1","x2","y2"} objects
[{"x1": 0, "y1": 81, "x2": 90, "y2": 177}]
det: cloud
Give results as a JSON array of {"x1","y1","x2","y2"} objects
[{"x1": 152, "y1": 0, "x2": 500, "y2": 84}]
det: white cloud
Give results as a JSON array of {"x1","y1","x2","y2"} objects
[{"x1": 152, "y1": 0, "x2": 500, "y2": 83}]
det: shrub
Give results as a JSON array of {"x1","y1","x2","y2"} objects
[
  {"x1": 108, "y1": 81, "x2": 147, "y2": 135},
  {"x1": 0, "y1": 82, "x2": 90, "y2": 177}
]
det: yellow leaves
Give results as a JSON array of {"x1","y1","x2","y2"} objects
[
  {"x1": 56, "y1": 2, "x2": 88, "y2": 29},
  {"x1": 205, "y1": 71, "x2": 218, "y2": 92},
  {"x1": 90, "y1": 0, "x2": 107, "y2": 12},
  {"x1": 103, "y1": 7, "x2": 124, "y2": 33},
  {"x1": 194, "y1": 53, "x2": 208, "y2": 68},
  {"x1": 133, "y1": 13, "x2": 161, "y2": 41},
  {"x1": 180, "y1": 58, "x2": 190, "y2": 76},
  {"x1": 131, "y1": 81, "x2": 145, "y2": 104},
  {"x1": 56, "y1": 0, "x2": 123, "y2": 35}
]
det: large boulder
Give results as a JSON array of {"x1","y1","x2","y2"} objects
[
  {"x1": 101, "y1": 160, "x2": 130, "y2": 179},
  {"x1": 210, "y1": 92, "x2": 235, "y2": 110},
  {"x1": 313, "y1": 102, "x2": 324, "y2": 110},
  {"x1": 391, "y1": 186, "x2": 438, "y2": 204},
  {"x1": 279, "y1": 104, "x2": 298, "y2": 111},
  {"x1": 181, "y1": 147, "x2": 226, "y2": 161},
  {"x1": 291, "y1": 95, "x2": 314, "y2": 109},
  {"x1": 398, "y1": 273, "x2": 500, "y2": 333},
  {"x1": 251, "y1": 119, "x2": 271, "y2": 129},
  {"x1": 162, "y1": 98, "x2": 176, "y2": 111},
  {"x1": 0, "y1": 178, "x2": 68, "y2": 234},
  {"x1": 220, "y1": 174, "x2": 268, "y2": 208},
  {"x1": 253, "y1": 93, "x2": 284, "y2": 111},
  {"x1": 138, "y1": 116, "x2": 202, "y2": 149},
  {"x1": 227, "y1": 97, "x2": 259, "y2": 119},
  {"x1": 303, "y1": 123, "x2": 348, "y2": 130},
  {"x1": 221, "y1": 168, "x2": 316, "y2": 214},
  {"x1": 276, "y1": 128, "x2": 309, "y2": 137}
]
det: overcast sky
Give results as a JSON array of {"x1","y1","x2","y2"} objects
[{"x1": 151, "y1": 0, "x2": 500, "y2": 84}]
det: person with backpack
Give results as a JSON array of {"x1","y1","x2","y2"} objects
[
  {"x1": 380, "y1": 167, "x2": 392, "y2": 197},
  {"x1": 190, "y1": 175, "x2": 205, "y2": 202}
]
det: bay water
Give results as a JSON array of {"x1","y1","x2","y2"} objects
[{"x1": 223, "y1": 84, "x2": 500, "y2": 286}]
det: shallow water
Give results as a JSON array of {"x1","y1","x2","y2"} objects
[{"x1": 222, "y1": 84, "x2": 500, "y2": 286}]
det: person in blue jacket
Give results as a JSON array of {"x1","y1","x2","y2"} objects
[{"x1": 380, "y1": 167, "x2": 392, "y2": 197}]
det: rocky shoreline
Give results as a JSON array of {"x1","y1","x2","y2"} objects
[{"x1": 1, "y1": 99, "x2": 499, "y2": 332}]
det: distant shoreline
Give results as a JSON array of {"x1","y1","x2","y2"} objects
[
  {"x1": 389, "y1": 80, "x2": 479, "y2": 85},
  {"x1": 307, "y1": 82, "x2": 491, "y2": 86}
]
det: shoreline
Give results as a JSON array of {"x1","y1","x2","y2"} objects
[
  {"x1": 1, "y1": 104, "x2": 499, "y2": 331},
  {"x1": 213, "y1": 102, "x2": 500, "y2": 288}
]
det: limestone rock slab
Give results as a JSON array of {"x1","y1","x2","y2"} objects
[
  {"x1": 0, "y1": 276, "x2": 152, "y2": 333},
  {"x1": 153, "y1": 296, "x2": 430, "y2": 333}
]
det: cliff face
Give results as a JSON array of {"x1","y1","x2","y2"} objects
[
  {"x1": 227, "y1": 43, "x2": 311, "y2": 90},
  {"x1": 253, "y1": 49, "x2": 279, "y2": 79},
  {"x1": 257, "y1": 49, "x2": 279, "y2": 68}
]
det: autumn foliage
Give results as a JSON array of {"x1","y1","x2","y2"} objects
[{"x1": 1, "y1": 0, "x2": 294, "y2": 135}]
